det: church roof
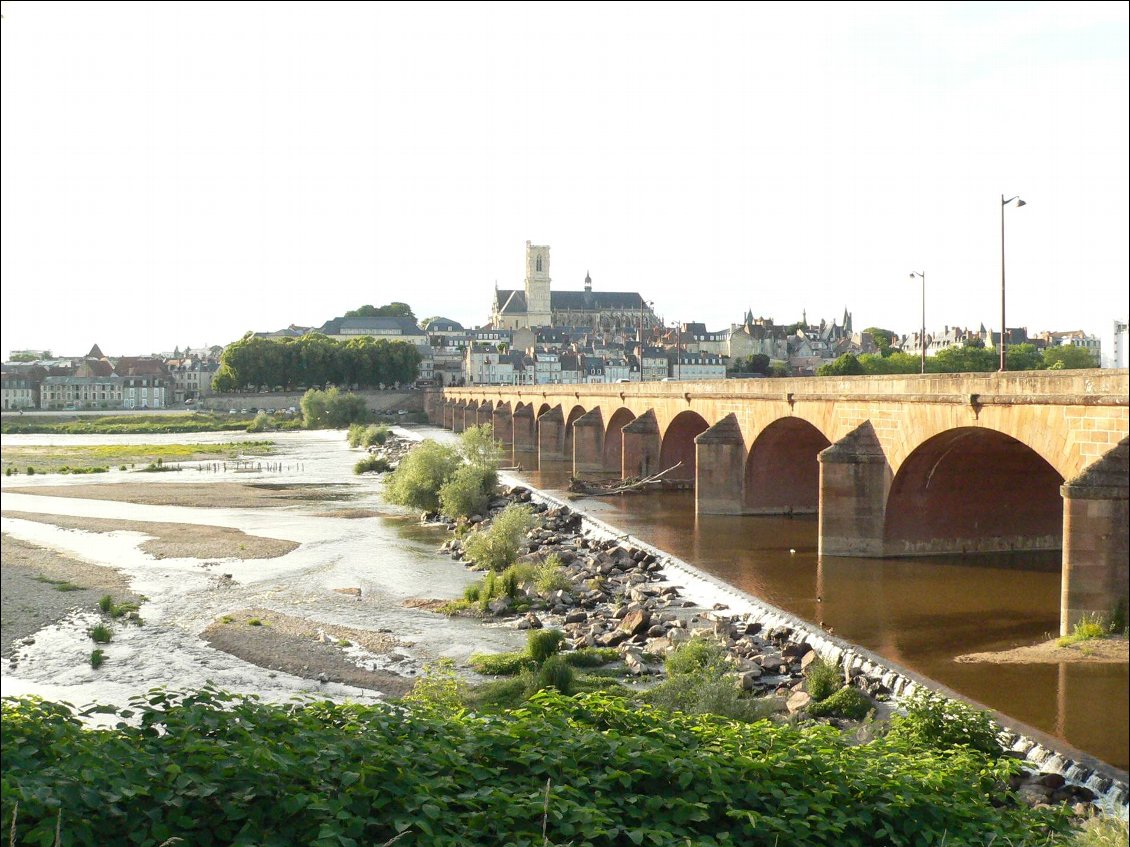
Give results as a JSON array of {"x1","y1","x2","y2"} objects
[
  {"x1": 494, "y1": 289, "x2": 647, "y2": 314},
  {"x1": 318, "y1": 316, "x2": 426, "y2": 338}
]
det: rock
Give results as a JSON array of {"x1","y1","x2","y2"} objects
[
  {"x1": 487, "y1": 597, "x2": 512, "y2": 615},
  {"x1": 736, "y1": 671, "x2": 760, "y2": 691},
  {"x1": 522, "y1": 612, "x2": 543, "y2": 629},
  {"x1": 799, "y1": 651, "x2": 820, "y2": 671},
  {"x1": 646, "y1": 625, "x2": 667, "y2": 638},
  {"x1": 1035, "y1": 773, "x2": 1066, "y2": 790},
  {"x1": 786, "y1": 691, "x2": 812, "y2": 714},
  {"x1": 619, "y1": 609, "x2": 651, "y2": 636},
  {"x1": 564, "y1": 609, "x2": 588, "y2": 624},
  {"x1": 623, "y1": 650, "x2": 649, "y2": 676},
  {"x1": 1016, "y1": 784, "x2": 1053, "y2": 807},
  {"x1": 782, "y1": 642, "x2": 812, "y2": 661},
  {"x1": 597, "y1": 631, "x2": 629, "y2": 648}
]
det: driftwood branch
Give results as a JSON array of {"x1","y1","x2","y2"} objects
[{"x1": 568, "y1": 462, "x2": 683, "y2": 496}]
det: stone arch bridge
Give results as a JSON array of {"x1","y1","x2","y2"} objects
[{"x1": 430, "y1": 371, "x2": 1129, "y2": 634}]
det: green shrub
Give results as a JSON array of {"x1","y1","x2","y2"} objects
[
  {"x1": 808, "y1": 685, "x2": 872, "y2": 720},
  {"x1": 1057, "y1": 612, "x2": 1113, "y2": 647},
  {"x1": 247, "y1": 411, "x2": 271, "y2": 433},
  {"x1": 526, "y1": 629, "x2": 565, "y2": 663},
  {"x1": 98, "y1": 595, "x2": 114, "y2": 614},
  {"x1": 0, "y1": 689, "x2": 1071, "y2": 846},
  {"x1": 384, "y1": 440, "x2": 463, "y2": 512},
  {"x1": 301, "y1": 387, "x2": 372, "y2": 429},
  {"x1": 534, "y1": 555, "x2": 572, "y2": 593},
  {"x1": 458, "y1": 424, "x2": 502, "y2": 469},
  {"x1": 1068, "y1": 817, "x2": 1130, "y2": 847},
  {"x1": 888, "y1": 689, "x2": 1001, "y2": 756},
  {"x1": 402, "y1": 658, "x2": 468, "y2": 713},
  {"x1": 462, "y1": 504, "x2": 535, "y2": 571},
  {"x1": 353, "y1": 455, "x2": 391, "y2": 475},
  {"x1": 469, "y1": 651, "x2": 530, "y2": 676},
  {"x1": 562, "y1": 648, "x2": 619, "y2": 668},
  {"x1": 89, "y1": 649, "x2": 106, "y2": 669},
  {"x1": 665, "y1": 637, "x2": 729, "y2": 677},
  {"x1": 527, "y1": 655, "x2": 574, "y2": 696},
  {"x1": 438, "y1": 463, "x2": 497, "y2": 519},
  {"x1": 644, "y1": 672, "x2": 773, "y2": 723},
  {"x1": 89, "y1": 624, "x2": 112, "y2": 644},
  {"x1": 26, "y1": 466, "x2": 35, "y2": 475},
  {"x1": 804, "y1": 656, "x2": 843, "y2": 702}
]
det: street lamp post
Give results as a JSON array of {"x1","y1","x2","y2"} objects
[
  {"x1": 910, "y1": 271, "x2": 926, "y2": 374},
  {"x1": 1000, "y1": 194, "x2": 1026, "y2": 372}
]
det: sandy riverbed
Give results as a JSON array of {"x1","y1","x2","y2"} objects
[
  {"x1": 955, "y1": 637, "x2": 1128, "y2": 664},
  {"x1": 4, "y1": 481, "x2": 360, "y2": 509}
]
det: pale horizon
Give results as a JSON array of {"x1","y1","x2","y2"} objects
[{"x1": 2, "y1": 2, "x2": 1128, "y2": 358}]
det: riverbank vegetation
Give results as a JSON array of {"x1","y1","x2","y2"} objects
[
  {"x1": 1, "y1": 684, "x2": 1081, "y2": 847},
  {"x1": 1, "y1": 441, "x2": 275, "y2": 475},
  {"x1": 383, "y1": 426, "x2": 501, "y2": 519},
  {"x1": 817, "y1": 339, "x2": 1098, "y2": 376},
  {"x1": 0, "y1": 412, "x2": 261, "y2": 435}
]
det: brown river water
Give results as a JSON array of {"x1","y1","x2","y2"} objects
[{"x1": 517, "y1": 456, "x2": 1129, "y2": 773}]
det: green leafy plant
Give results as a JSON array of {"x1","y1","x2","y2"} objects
[
  {"x1": 804, "y1": 656, "x2": 843, "y2": 702},
  {"x1": 534, "y1": 555, "x2": 572, "y2": 593},
  {"x1": 90, "y1": 649, "x2": 106, "y2": 669},
  {"x1": 664, "y1": 636, "x2": 729, "y2": 677},
  {"x1": 383, "y1": 440, "x2": 462, "y2": 512},
  {"x1": 354, "y1": 455, "x2": 391, "y2": 475},
  {"x1": 808, "y1": 685, "x2": 872, "y2": 720},
  {"x1": 1057, "y1": 612, "x2": 1114, "y2": 647},
  {"x1": 403, "y1": 658, "x2": 469, "y2": 713},
  {"x1": 462, "y1": 504, "x2": 535, "y2": 571},
  {"x1": 438, "y1": 463, "x2": 496, "y2": 519},
  {"x1": 526, "y1": 629, "x2": 565, "y2": 664},
  {"x1": 89, "y1": 624, "x2": 112, "y2": 644},
  {"x1": 887, "y1": 688, "x2": 1001, "y2": 756}
]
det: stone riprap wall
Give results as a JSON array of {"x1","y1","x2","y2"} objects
[{"x1": 202, "y1": 390, "x2": 425, "y2": 415}]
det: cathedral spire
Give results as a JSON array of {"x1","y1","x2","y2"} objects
[{"x1": 584, "y1": 270, "x2": 592, "y2": 293}]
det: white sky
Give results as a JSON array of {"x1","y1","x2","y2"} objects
[{"x1": 2, "y1": 1, "x2": 1127, "y2": 357}]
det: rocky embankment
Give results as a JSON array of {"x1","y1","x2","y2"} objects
[{"x1": 426, "y1": 482, "x2": 1108, "y2": 818}]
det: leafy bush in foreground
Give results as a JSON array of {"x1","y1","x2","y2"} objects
[
  {"x1": 887, "y1": 688, "x2": 1002, "y2": 757},
  {"x1": 1, "y1": 688, "x2": 1067, "y2": 846}
]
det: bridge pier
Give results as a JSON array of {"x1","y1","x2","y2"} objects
[
  {"x1": 1060, "y1": 438, "x2": 1129, "y2": 634},
  {"x1": 513, "y1": 405, "x2": 536, "y2": 455},
  {"x1": 572, "y1": 409, "x2": 605, "y2": 473},
  {"x1": 817, "y1": 422, "x2": 890, "y2": 557},
  {"x1": 492, "y1": 403, "x2": 512, "y2": 446},
  {"x1": 452, "y1": 402, "x2": 467, "y2": 433},
  {"x1": 696, "y1": 414, "x2": 746, "y2": 515},
  {"x1": 538, "y1": 406, "x2": 567, "y2": 464},
  {"x1": 621, "y1": 410, "x2": 661, "y2": 478}
]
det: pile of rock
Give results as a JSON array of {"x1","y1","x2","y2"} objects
[{"x1": 367, "y1": 433, "x2": 414, "y2": 468}]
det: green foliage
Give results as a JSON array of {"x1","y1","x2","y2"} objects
[
  {"x1": 348, "y1": 423, "x2": 392, "y2": 448},
  {"x1": 458, "y1": 424, "x2": 502, "y2": 469},
  {"x1": 1, "y1": 413, "x2": 260, "y2": 435},
  {"x1": 438, "y1": 463, "x2": 496, "y2": 519},
  {"x1": 1057, "y1": 613, "x2": 1114, "y2": 647},
  {"x1": 727, "y1": 353, "x2": 770, "y2": 375},
  {"x1": 1067, "y1": 816, "x2": 1130, "y2": 847},
  {"x1": 1, "y1": 689, "x2": 1068, "y2": 846},
  {"x1": 816, "y1": 353, "x2": 865, "y2": 376},
  {"x1": 89, "y1": 649, "x2": 106, "y2": 669},
  {"x1": 562, "y1": 648, "x2": 620, "y2": 668},
  {"x1": 402, "y1": 658, "x2": 468, "y2": 713},
  {"x1": 89, "y1": 624, "x2": 112, "y2": 644},
  {"x1": 300, "y1": 387, "x2": 372, "y2": 429},
  {"x1": 664, "y1": 637, "x2": 729, "y2": 677},
  {"x1": 526, "y1": 629, "x2": 565, "y2": 663},
  {"x1": 1044, "y1": 344, "x2": 1098, "y2": 369},
  {"x1": 534, "y1": 555, "x2": 573, "y2": 593},
  {"x1": 383, "y1": 440, "x2": 463, "y2": 513},
  {"x1": 863, "y1": 327, "x2": 897, "y2": 357},
  {"x1": 644, "y1": 671, "x2": 775, "y2": 723},
  {"x1": 808, "y1": 685, "x2": 872, "y2": 720},
  {"x1": 462, "y1": 504, "x2": 535, "y2": 571},
  {"x1": 469, "y1": 651, "x2": 531, "y2": 676},
  {"x1": 353, "y1": 455, "x2": 391, "y2": 475},
  {"x1": 246, "y1": 410, "x2": 272, "y2": 433},
  {"x1": 344, "y1": 302, "x2": 416, "y2": 320},
  {"x1": 888, "y1": 688, "x2": 1002, "y2": 756},
  {"x1": 804, "y1": 656, "x2": 843, "y2": 702},
  {"x1": 528, "y1": 655, "x2": 574, "y2": 695}
]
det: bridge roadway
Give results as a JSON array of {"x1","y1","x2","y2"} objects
[{"x1": 430, "y1": 370, "x2": 1129, "y2": 635}]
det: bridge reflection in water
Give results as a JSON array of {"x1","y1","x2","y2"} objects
[{"x1": 516, "y1": 460, "x2": 1128, "y2": 773}]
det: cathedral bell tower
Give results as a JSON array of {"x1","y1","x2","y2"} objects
[{"x1": 524, "y1": 241, "x2": 552, "y2": 328}]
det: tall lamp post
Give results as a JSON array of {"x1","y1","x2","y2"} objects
[
  {"x1": 910, "y1": 271, "x2": 926, "y2": 374},
  {"x1": 1000, "y1": 194, "x2": 1026, "y2": 372}
]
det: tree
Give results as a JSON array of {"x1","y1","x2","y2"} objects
[
  {"x1": 817, "y1": 353, "x2": 864, "y2": 377},
  {"x1": 862, "y1": 327, "x2": 897, "y2": 358},
  {"x1": 728, "y1": 354, "x2": 770, "y2": 375},
  {"x1": 384, "y1": 440, "x2": 463, "y2": 513},
  {"x1": 1043, "y1": 345, "x2": 1097, "y2": 370},
  {"x1": 344, "y1": 302, "x2": 417, "y2": 321}
]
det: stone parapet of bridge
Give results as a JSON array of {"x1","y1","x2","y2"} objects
[{"x1": 432, "y1": 370, "x2": 1129, "y2": 632}]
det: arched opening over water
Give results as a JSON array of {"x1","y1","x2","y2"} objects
[
  {"x1": 744, "y1": 418, "x2": 830, "y2": 513},
  {"x1": 884, "y1": 427, "x2": 1064, "y2": 555},
  {"x1": 603, "y1": 407, "x2": 637, "y2": 475},
  {"x1": 660, "y1": 411, "x2": 709, "y2": 482}
]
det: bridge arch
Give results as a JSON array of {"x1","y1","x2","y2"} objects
[
  {"x1": 883, "y1": 426, "x2": 1064, "y2": 555},
  {"x1": 660, "y1": 410, "x2": 710, "y2": 482},
  {"x1": 603, "y1": 407, "x2": 637, "y2": 474},
  {"x1": 563, "y1": 404, "x2": 587, "y2": 462},
  {"x1": 744, "y1": 417, "x2": 831, "y2": 514}
]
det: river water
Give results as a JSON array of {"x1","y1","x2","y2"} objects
[
  {"x1": 512, "y1": 452, "x2": 1128, "y2": 772},
  {"x1": 1, "y1": 427, "x2": 1125, "y2": 772}
]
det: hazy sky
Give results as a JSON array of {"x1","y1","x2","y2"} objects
[{"x1": 2, "y1": 1, "x2": 1127, "y2": 357}]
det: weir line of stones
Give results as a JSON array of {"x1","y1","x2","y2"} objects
[{"x1": 420, "y1": 483, "x2": 1126, "y2": 818}]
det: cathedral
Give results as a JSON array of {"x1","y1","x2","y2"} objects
[{"x1": 490, "y1": 242, "x2": 659, "y2": 332}]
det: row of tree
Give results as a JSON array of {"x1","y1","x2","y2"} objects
[
  {"x1": 212, "y1": 333, "x2": 421, "y2": 391},
  {"x1": 818, "y1": 342, "x2": 1097, "y2": 376}
]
